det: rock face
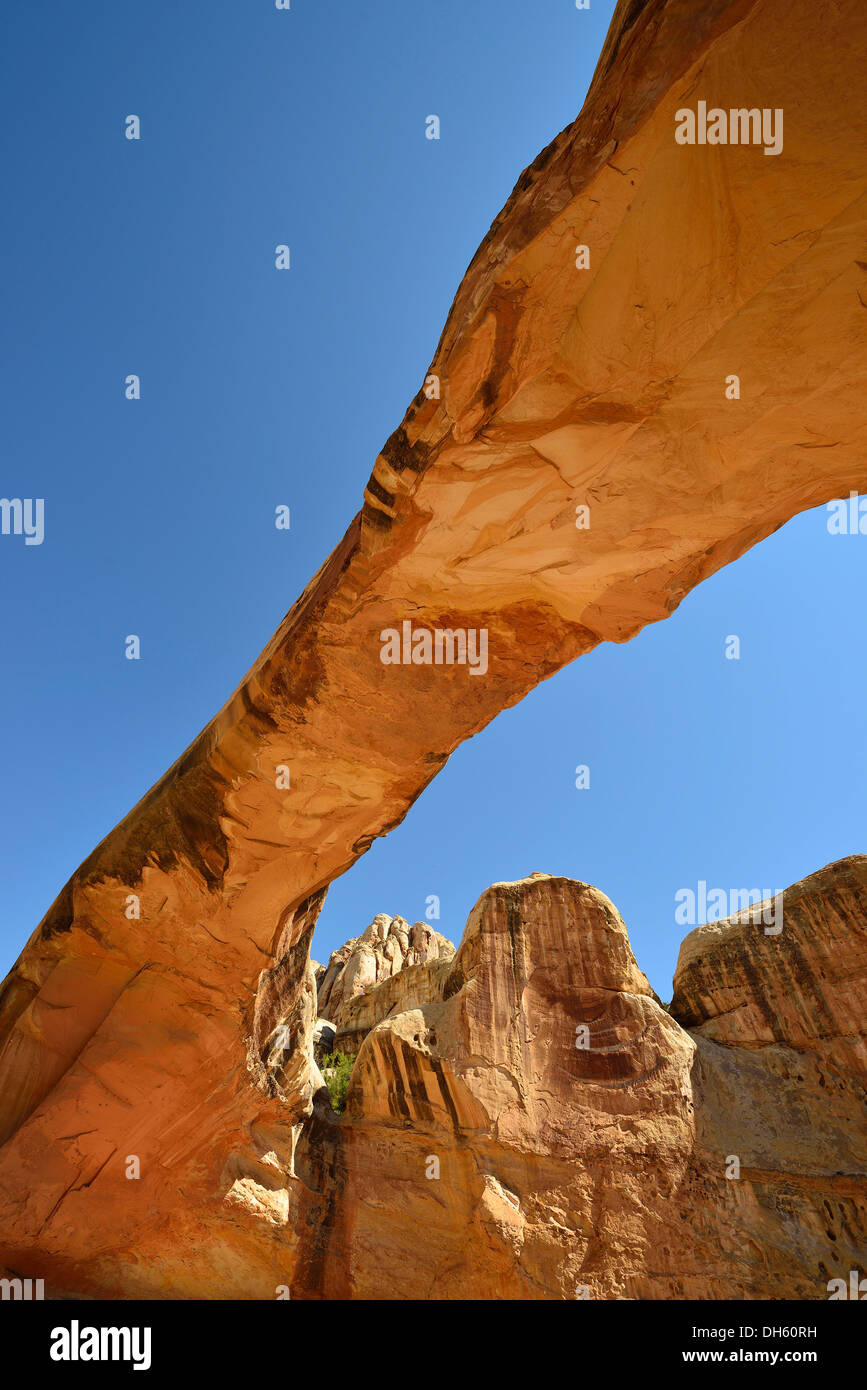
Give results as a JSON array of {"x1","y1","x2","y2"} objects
[
  {"x1": 290, "y1": 860, "x2": 867, "y2": 1299},
  {"x1": 330, "y1": 956, "x2": 456, "y2": 1056},
  {"x1": 0, "y1": 0, "x2": 866, "y2": 1298},
  {"x1": 671, "y1": 860, "x2": 866, "y2": 1067},
  {"x1": 317, "y1": 915, "x2": 455, "y2": 1043},
  {"x1": 312, "y1": 1019, "x2": 336, "y2": 1058}
]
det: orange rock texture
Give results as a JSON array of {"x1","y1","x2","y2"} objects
[
  {"x1": 291, "y1": 861, "x2": 867, "y2": 1299},
  {"x1": 0, "y1": 0, "x2": 866, "y2": 1298}
]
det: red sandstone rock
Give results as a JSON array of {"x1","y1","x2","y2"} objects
[
  {"x1": 291, "y1": 861, "x2": 867, "y2": 1300},
  {"x1": 0, "y1": 0, "x2": 866, "y2": 1298}
]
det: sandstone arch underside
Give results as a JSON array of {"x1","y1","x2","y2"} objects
[{"x1": 1, "y1": 0, "x2": 865, "y2": 1297}]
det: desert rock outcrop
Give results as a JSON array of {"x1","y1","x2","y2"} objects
[
  {"x1": 329, "y1": 957, "x2": 456, "y2": 1057},
  {"x1": 1, "y1": 0, "x2": 866, "y2": 1297},
  {"x1": 317, "y1": 915, "x2": 455, "y2": 1043},
  {"x1": 290, "y1": 860, "x2": 867, "y2": 1299}
]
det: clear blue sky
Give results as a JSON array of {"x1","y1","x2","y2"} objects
[{"x1": 1, "y1": 0, "x2": 864, "y2": 999}]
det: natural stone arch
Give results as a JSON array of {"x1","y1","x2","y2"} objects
[{"x1": 0, "y1": 0, "x2": 866, "y2": 1296}]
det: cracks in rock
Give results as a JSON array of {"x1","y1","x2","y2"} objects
[
  {"x1": 37, "y1": 1146, "x2": 118, "y2": 1236},
  {"x1": 243, "y1": 931, "x2": 273, "y2": 960},
  {"x1": 197, "y1": 919, "x2": 230, "y2": 946},
  {"x1": 605, "y1": 160, "x2": 639, "y2": 182},
  {"x1": 770, "y1": 229, "x2": 819, "y2": 248}
]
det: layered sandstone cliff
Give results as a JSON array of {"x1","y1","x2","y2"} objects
[
  {"x1": 327, "y1": 954, "x2": 456, "y2": 1056},
  {"x1": 290, "y1": 859, "x2": 867, "y2": 1299},
  {"x1": 316, "y1": 915, "x2": 455, "y2": 1046},
  {"x1": 0, "y1": 0, "x2": 866, "y2": 1298}
]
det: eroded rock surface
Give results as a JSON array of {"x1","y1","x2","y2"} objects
[
  {"x1": 0, "y1": 0, "x2": 866, "y2": 1298},
  {"x1": 317, "y1": 915, "x2": 455, "y2": 1043},
  {"x1": 291, "y1": 860, "x2": 867, "y2": 1300},
  {"x1": 328, "y1": 953, "x2": 456, "y2": 1056}
]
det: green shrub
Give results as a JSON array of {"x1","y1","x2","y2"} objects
[{"x1": 322, "y1": 1051, "x2": 356, "y2": 1113}]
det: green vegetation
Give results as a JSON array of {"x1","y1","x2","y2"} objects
[{"x1": 322, "y1": 1051, "x2": 356, "y2": 1113}]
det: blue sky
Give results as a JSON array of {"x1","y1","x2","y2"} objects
[{"x1": 1, "y1": 0, "x2": 864, "y2": 999}]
